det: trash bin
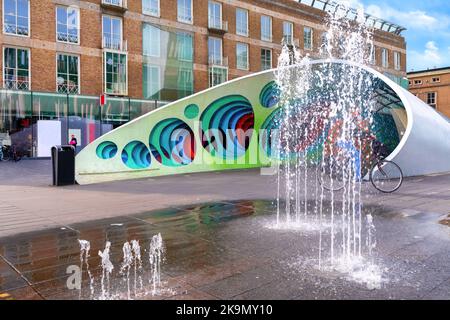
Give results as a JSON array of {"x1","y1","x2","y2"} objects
[{"x1": 51, "y1": 145, "x2": 76, "y2": 186}]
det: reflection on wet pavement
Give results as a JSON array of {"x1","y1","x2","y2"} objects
[{"x1": 0, "y1": 200, "x2": 449, "y2": 300}]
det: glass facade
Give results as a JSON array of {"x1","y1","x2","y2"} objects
[
  {"x1": 142, "y1": 23, "x2": 194, "y2": 101},
  {"x1": 0, "y1": 89, "x2": 167, "y2": 158}
]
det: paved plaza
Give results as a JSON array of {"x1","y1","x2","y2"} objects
[{"x1": 0, "y1": 160, "x2": 449, "y2": 300}]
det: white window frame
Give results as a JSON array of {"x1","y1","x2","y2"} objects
[
  {"x1": 304, "y1": 26, "x2": 313, "y2": 51},
  {"x1": 394, "y1": 51, "x2": 401, "y2": 71},
  {"x1": 177, "y1": 0, "x2": 193, "y2": 24},
  {"x1": 55, "y1": 5, "x2": 80, "y2": 45},
  {"x1": 414, "y1": 79, "x2": 422, "y2": 85},
  {"x1": 142, "y1": 0, "x2": 160, "y2": 17},
  {"x1": 427, "y1": 92, "x2": 437, "y2": 108},
  {"x1": 143, "y1": 23, "x2": 161, "y2": 58},
  {"x1": 236, "y1": 42, "x2": 249, "y2": 71},
  {"x1": 103, "y1": 51, "x2": 128, "y2": 96},
  {"x1": 2, "y1": 0, "x2": 30, "y2": 37},
  {"x1": 260, "y1": 15, "x2": 272, "y2": 42},
  {"x1": 56, "y1": 53, "x2": 80, "y2": 94},
  {"x1": 209, "y1": 66, "x2": 228, "y2": 87},
  {"x1": 236, "y1": 8, "x2": 249, "y2": 37},
  {"x1": 177, "y1": 31, "x2": 193, "y2": 62},
  {"x1": 261, "y1": 48, "x2": 272, "y2": 71},
  {"x1": 177, "y1": 67, "x2": 193, "y2": 97},
  {"x1": 102, "y1": 15, "x2": 123, "y2": 51},
  {"x1": 368, "y1": 44, "x2": 376, "y2": 65},
  {"x1": 208, "y1": 1, "x2": 222, "y2": 30},
  {"x1": 2, "y1": 45, "x2": 31, "y2": 90},
  {"x1": 208, "y1": 36, "x2": 223, "y2": 65},
  {"x1": 432, "y1": 77, "x2": 440, "y2": 83},
  {"x1": 381, "y1": 48, "x2": 389, "y2": 68},
  {"x1": 144, "y1": 64, "x2": 161, "y2": 100},
  {"x1": 282, "y1": 21, "x2": 293, "y2": 45}
]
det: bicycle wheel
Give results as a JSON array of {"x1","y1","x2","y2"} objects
[
  {"x1": 370, "y1": 160, "x2": 403, "y2": 193},
  {"x1": 319, "y1": 159, "x2": 345, "y2": 192}
]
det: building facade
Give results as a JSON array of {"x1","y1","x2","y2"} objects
[
  {"x1": 408, "y1": 67, "x2": 450, "y2": 119},
  {"x1": 0, "y1": 0, "x2": 407, "y2": 158}
]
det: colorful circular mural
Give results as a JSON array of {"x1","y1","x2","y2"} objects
[
  {"x1": 96, "y1": 141, "x2": 118, "y2": 160},
  {"x1": 200, "y1": 95, "x2": 254, "y2": 159},
  {"x1": 149, "y1": 118, "x2": 196, "y2": 167},
  {"x1": 121, "y1": 141, "x2": 151, "y2": 169},
  {"x1": 259, "y1": 81, "x2": 280, "y2": 108},
  {"x1": 184, "y1": 104, "x2": 200, "y2": 119}
]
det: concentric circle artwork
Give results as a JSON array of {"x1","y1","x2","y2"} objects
[
  {"x1": 96, "y1": 141, "x2": 118, "y2": 160},
  {"x1": 121, "y1": 141, "x2": 151, "y2": 169},
  {"x1": 260, "y1": 108, "x2": 282, "y2": 158},
  {"x1": 200, "y1": 95, "x2": 254, "y2": 159},
  {"x1": 149, "y1": 118, "x2": 196, "y2": 167},
  {"x1": 259, "y1": 81, "x2": 280, "y2": 108}
]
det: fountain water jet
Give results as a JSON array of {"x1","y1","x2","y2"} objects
[{"x1": 272, "y1": 4, "x2": 384, "y2": 288}]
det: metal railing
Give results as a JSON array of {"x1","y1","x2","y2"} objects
[
  {"x1": 3, "y1": 23, "x2": 29, "y2": 36},
  {"x1": 57, "y1": 83, "x2": 80, "y2": 95},
  {"x1": 102, "y1": 0, "x2": 128, "y2": 9},
  {"x1": 102, "y1": 37, "x2": 128, "y2": 52},
  {"x1": 57, "y1": 32, "x2": 79, "y2": 44},
  {"x1": 3, "y1": 79, "x2": 30, "y2": 91},
  {"x1": 208, "y1": 19, "x2": 228, "y2": 32},
  {"x1": 208, "y1": 56, "x2": 229, "y2": 67}
]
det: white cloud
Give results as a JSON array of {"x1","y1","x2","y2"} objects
[
  {"x1": 408, "y1": 41, "x2": 446, "y2": 71},
  {"x1": 337, "y1": 0, "x2": 448, "y2": 31}
]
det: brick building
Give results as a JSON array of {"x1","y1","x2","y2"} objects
[
  {"x1": 0, "y1": 0, "x2": 407, "y2": 157},
  {"x1": 408, "y1": 67, "x2": 450, "y2": 119}
]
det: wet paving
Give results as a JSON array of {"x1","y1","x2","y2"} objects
[{"x1": 0, "y1": 200, "x2": 449, "y2": 300}]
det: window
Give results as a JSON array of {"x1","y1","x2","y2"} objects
[
  {"x1": 208, "y1": 37, "x2": 227, "y2": 87},
  {"x1": 261, "y1": 15, "x2": 272, "y2": 42},
  {"x1": 414, "y1": 80, "x2": 422, "y2": 85},
  {"x1": 208, "y1": 37, "x2": 223, "y2": 65},
  {"x1": 394, "y1": 51, "x2": 401, "y2": 70},
  {"x1": 304, "y1": 27, "x2": 313, "y2": 50},
  {"x1": 142, "y1": 0, "x2": 159, "y2": 16},
  {"x1": 57, "y1": 54, "x2": 79, "y2": 94},
  {"x1": 177, "y1": 32, "x2": 193, "y2": 62},
  {"x1": 56, "y1": 6, "x2": 80, "y2": 44},
  {"x1": 261, "y1": 49, "x2": 272, "y2": 71},
  {"x1": 102, "y1": 16, "x2": 123, "y2": 50},
  {"x1": 381, "y1": 48, "x2": 389, "y2": 68},
  {"x1": 208, "y1": 1, "x2": 222, "y2": 29},
  {"x1": 143, "y1": 24, "x2": 161, "y2": 57},
  {"x1": 3, "y1": 0, "x2": 29, "y2": 36},
  {"x1": 177, "y1": 67, "x2": 193, "y2": 98},
  {"x1": 427, "y1": 92, "x2": 437, "y2": 108},
  {"x1": 209, "y1": 67, "x2": 228, "y2": 87},
  {"x1": 3, "y1": 47, "x2": 30, "y2": 90},
  {"x1": 236, "y1": 8, "x2": 248, "y2": 37},
  {"x1": 282, "y1": 22, "x2": 293, "y2": 45},
  {"x1": 432, "y1": 77, "x2": 440, "y2": 83},
  {"x1": 178, "y1": 0, "x2": 192, "y2": 24},
  {"x1": 368, "y1": 44, "x2": 376, "y2": 65},
  {"x1": 104, "y1": 51, "x2": 127, "y2": 95},
  {"x1": 236, "y1": 43, "x2": 249, "y2": 70},
  {"x1": 143, "y1": 64, "x2": 160, "y2": 99}
]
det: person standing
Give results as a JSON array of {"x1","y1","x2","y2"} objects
[{"x1": 69, "y1": 134, "x2": 78, "y2": 152}]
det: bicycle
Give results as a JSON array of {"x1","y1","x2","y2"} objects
[
  {"x1": 319, "y1": 141, "x2": 403, "y2": 193},
  {"x1": 0, "y1": 145, "x2": 21, "y2": 162}
]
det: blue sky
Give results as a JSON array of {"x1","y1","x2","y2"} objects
[{"x1": 339, "y1": 0, "x2": 450, "y2": 71}]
